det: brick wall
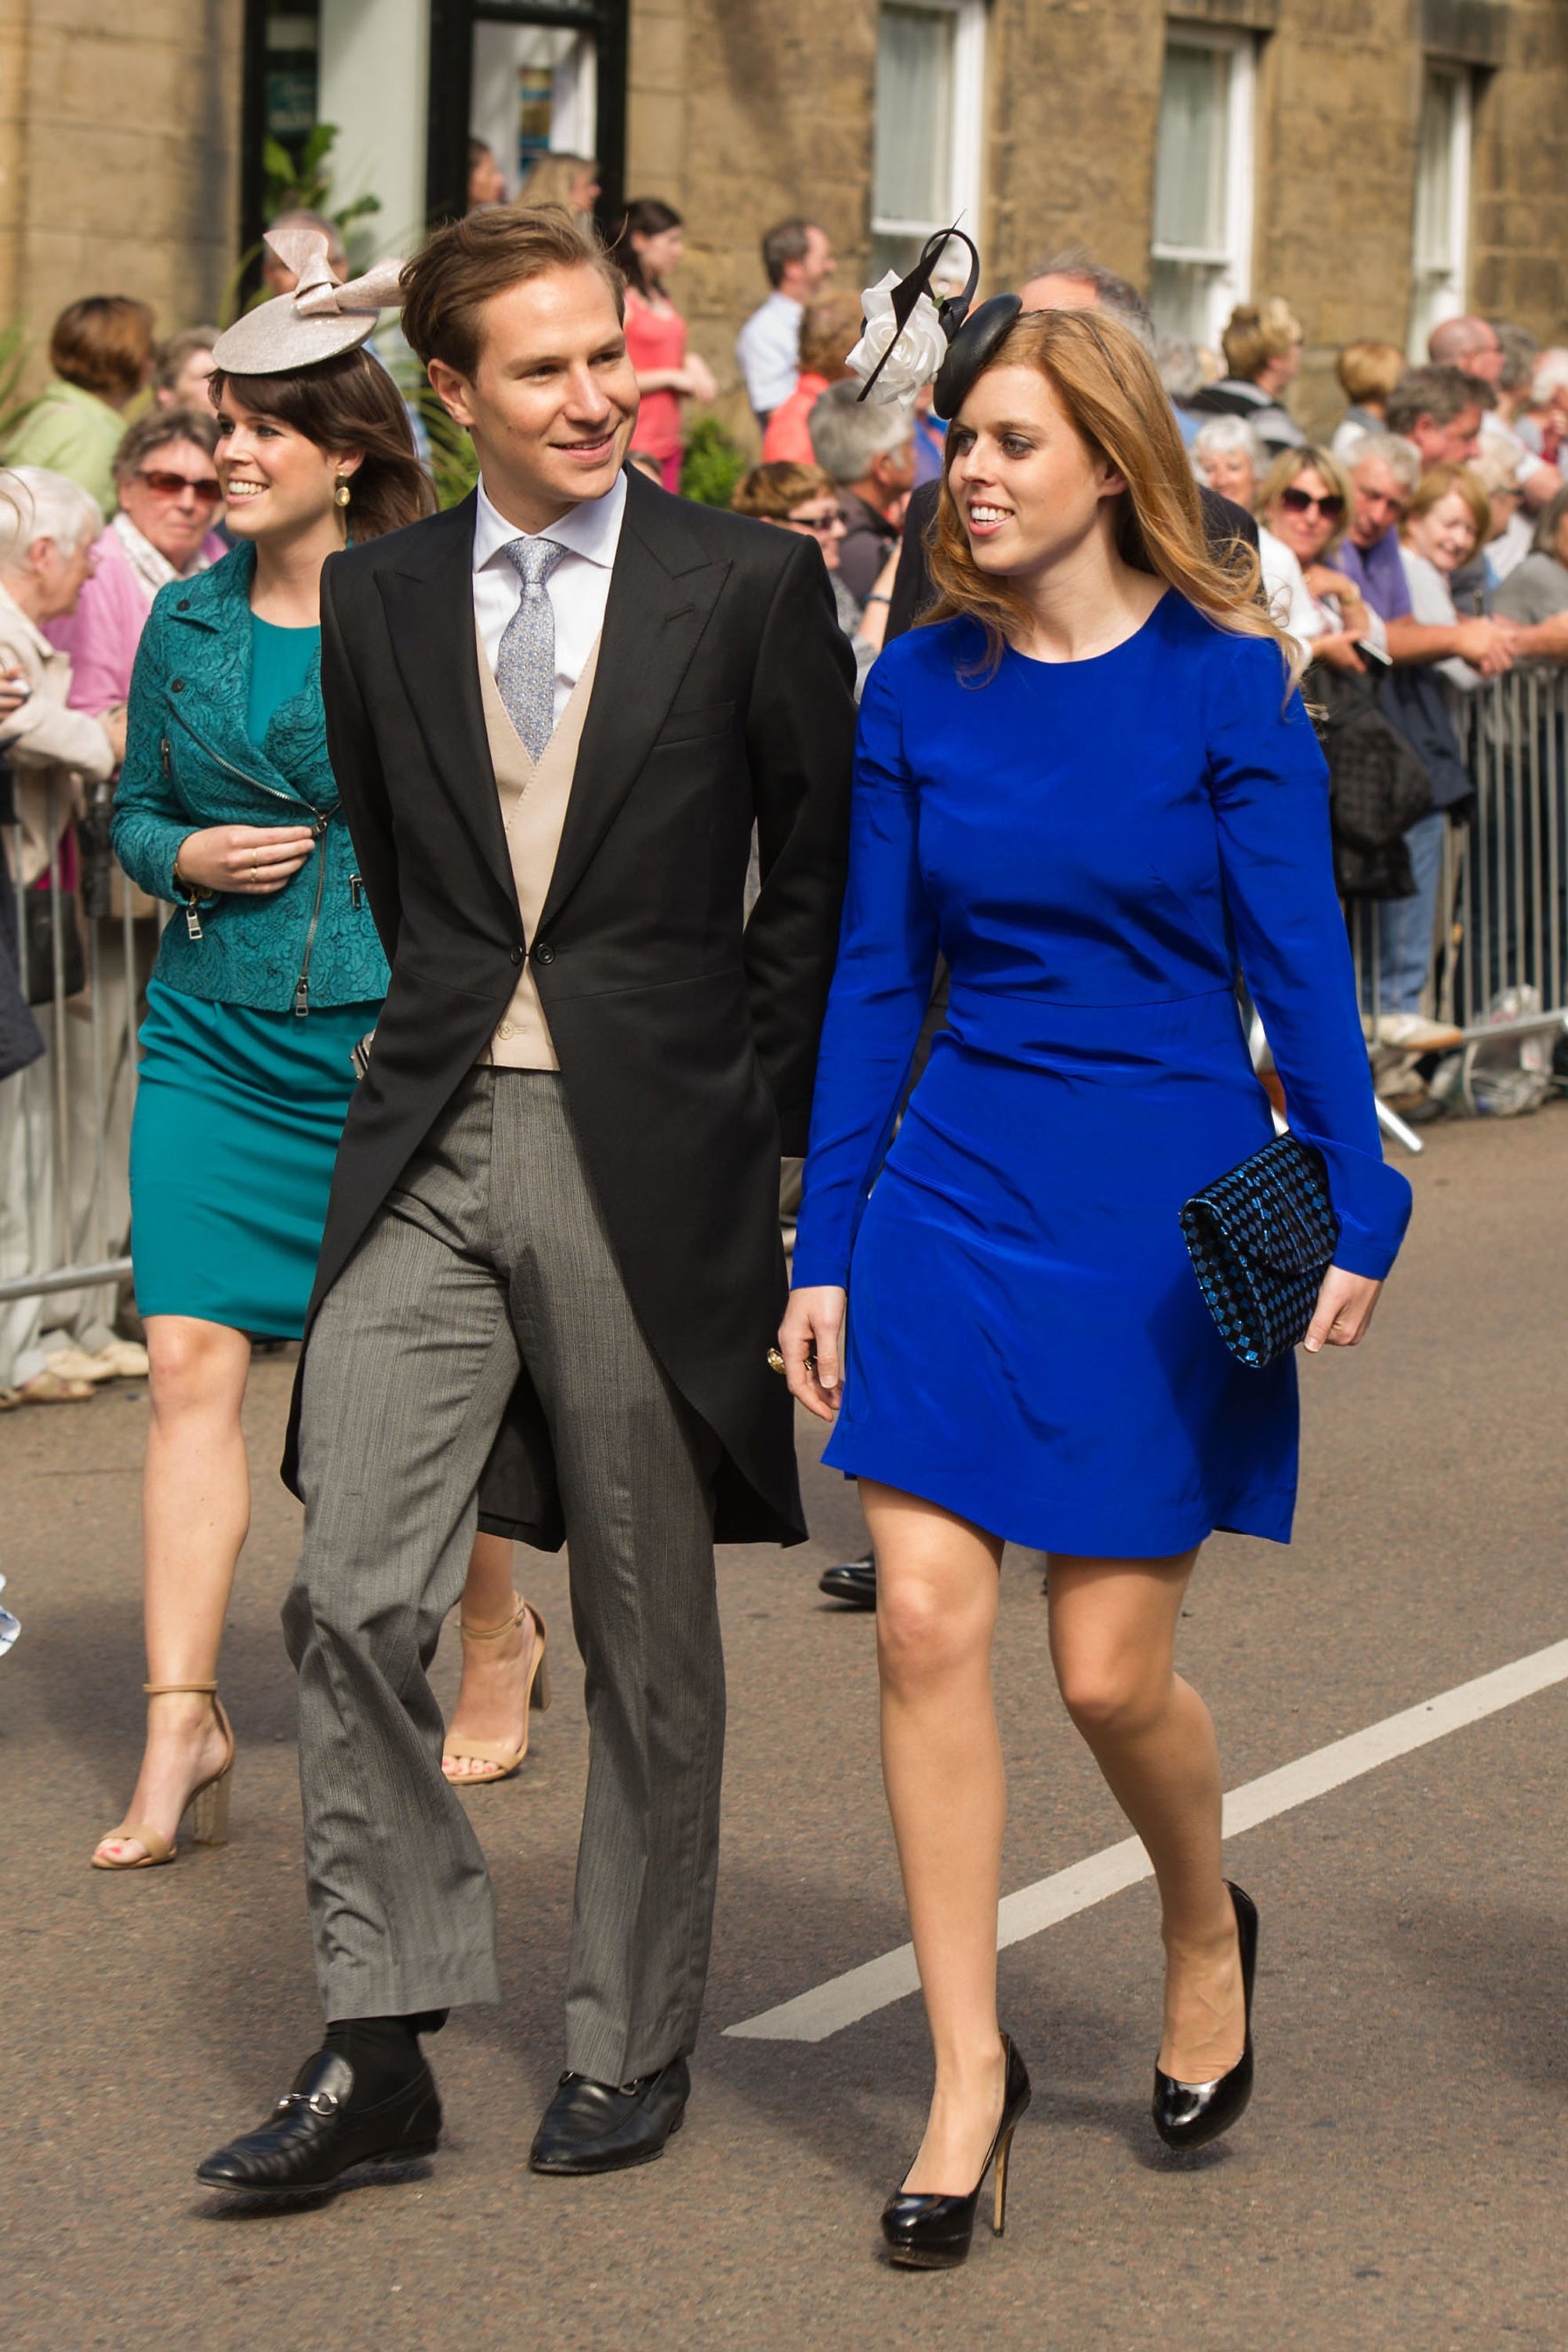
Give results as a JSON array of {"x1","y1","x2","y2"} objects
[{"x1": 0, "y1": 0, "x2": 240, "y2": 380}]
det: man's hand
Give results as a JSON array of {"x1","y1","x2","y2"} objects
[
  {"x1": 779, "y1": 1284, "x2": 847, "y2": 1421},
  {"x1": 1304, "y1": 1265, "x2": 1382, "y2": 1353}
]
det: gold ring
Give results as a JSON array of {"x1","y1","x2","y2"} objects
[{"x1": 766, "y1": 1348, "x2": 786, "y2": 1374}]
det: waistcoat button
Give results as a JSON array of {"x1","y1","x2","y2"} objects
[{"x1": 497, "y1": 1020, "x2": 514, "y2": 1040}]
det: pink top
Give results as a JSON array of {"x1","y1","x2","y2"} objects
[
  {"x1": 625, "y1": 288, "x2": 688, "y2": 462},
  {"x1": 762, "y1": 372, "x2": 829, "y2": 466},
  {"x1": 47, "y1": 523, "x2": 227, "y2": 716}
]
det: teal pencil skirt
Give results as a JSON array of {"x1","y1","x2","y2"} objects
[{"x1": 129, "y1": 978, "x2": 379, "y2": 1338}]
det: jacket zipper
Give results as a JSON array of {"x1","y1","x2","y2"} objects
[
  {"x1": 293, "y1": 815, "x2": 332, "y2": 1015},
  {"x1": 163, "y1": 706, "x2": 336, "y2": 997}
]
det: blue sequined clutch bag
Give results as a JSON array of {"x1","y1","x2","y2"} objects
[{"x1": 1178, "y1": 1134, "x2": 1340, "y2": 1370}]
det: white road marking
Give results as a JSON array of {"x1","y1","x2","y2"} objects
[{"x1": 725, "y1": 1635, "x2": 1568, "y2": 2044}]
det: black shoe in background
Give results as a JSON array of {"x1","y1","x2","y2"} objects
[
  {"x1": 819, "y1": 1555, "x2": 877, "y2": 1609},
  {"x1": 529, "y1": 2055, "x2": 691, "y2": 2175},
  {"x1": 194, "y1": 2047, "x2": 441, "y2": 2194}
]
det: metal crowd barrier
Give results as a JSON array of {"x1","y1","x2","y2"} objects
[
  {"x1": 0, "y1": 775, "x2": 151, "y2": 1333},
  {"x1": 1345, "y1": 666, "x2": 1568, "y2": 1142},
  {"x1": 2, "y1": 673, "x2": 1566, "y2": 1325}
]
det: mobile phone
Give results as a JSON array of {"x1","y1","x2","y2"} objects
[{"x1": 1353, "y1": 639, "x2": 1392, "y2": 671}]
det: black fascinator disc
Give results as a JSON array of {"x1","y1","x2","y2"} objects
[{"x1": 931, "y1": 294, "x2": 1024, "y2": 422}]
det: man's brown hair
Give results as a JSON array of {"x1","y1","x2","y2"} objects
[
  {"x1": 49, "y1": 295, "x2": 155, "y2": 401},
  {"x1": 401, "y1": 205, "x2": 624, "y2": 378}
]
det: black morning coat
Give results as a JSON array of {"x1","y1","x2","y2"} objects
[{"x1": 281, "y1": 463, "x2": 857, "y2": 1549}]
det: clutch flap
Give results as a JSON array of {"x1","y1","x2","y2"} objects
[{"x1": 1182, "y1": 1137, "x2": 1338, "y2": 1276}]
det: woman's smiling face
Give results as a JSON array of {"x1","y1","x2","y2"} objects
[{"x1": 946, "y1": 365, "x2": 1123, "y2": 581}]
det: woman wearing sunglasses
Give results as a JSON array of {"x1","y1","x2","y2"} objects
[
  {"x1": 49, "y1": 408, "x2": 228, "y2": 719},
  {"x1": 1256, "y1": 445, "x2": 1375, "y2": 674},
  {"x1": 93, "y1": 235, "x2": 549, "y2": 1873}
]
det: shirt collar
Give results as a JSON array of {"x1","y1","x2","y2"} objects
[{"x1": 474, "y1": 469, "x2": 627, "y2": 574}]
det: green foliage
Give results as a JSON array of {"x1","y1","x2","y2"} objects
[
  {"x1": 263, "y1": 122, "x2": 382, "y2": 241},
  {"x1": 0, "y1": 322, "x2": 38, "y2": 442},
  {"x1": 681, "y1": 416, "x2": 748, "y2": 508},
  {"x1": 416, "y1": 384, "x2": 481, "y2": 510}
]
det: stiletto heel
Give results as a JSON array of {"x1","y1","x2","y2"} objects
[
  {"x1": 881, "y1": 2034, "x2": 1031, "y2": 2270},
  {"x1": 92, "y1": 1684, "x2": 236, "y2": 1870},
  {"x1": 1152, "y1": 1880, "x2": 1258, "y2": 2151},
  {"x1": 441, "y1": 1596, "x2": 549, "y2": 1784}
]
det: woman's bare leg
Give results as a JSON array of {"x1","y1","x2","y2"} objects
[
  {"x1": 93, "y1": 1315, "x2": 252, "y2": 1864},
  {"x1": 441, "y1": 1531, "x2": 542, "y2": 1781},
  {"x1": 862, "y1": 1479, "x2": 1009, "y2": 2193},
  {"x1": 1047, "y1": 1549, "x2": 1243, "y2": 2082}
]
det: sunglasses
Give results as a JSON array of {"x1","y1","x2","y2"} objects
[
  {"x1": 136, "y1": 468, "x2": 223, "y2": 503},
  {"x1": 788, "y1": 509, "x2": 844, "y2": 534},
  {"x1": 1278, "y1": 485, "x2": 1345, "y2": 520}
]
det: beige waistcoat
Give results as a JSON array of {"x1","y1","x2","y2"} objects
[{"x1": 474, "y1": 628, "x2": 601, "y2": 1070}]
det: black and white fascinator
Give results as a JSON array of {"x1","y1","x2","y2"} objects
[{"x1": 848, "y1": 227, "x2": 983, "y2": 418}]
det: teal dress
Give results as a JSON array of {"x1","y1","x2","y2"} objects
[{"x1": 127, "y1": 613, "x2": 383, "y2": 1336}]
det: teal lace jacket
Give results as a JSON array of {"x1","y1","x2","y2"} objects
[{"x1": 111, "y1": 543, "x2": 390, "y2": 1011}]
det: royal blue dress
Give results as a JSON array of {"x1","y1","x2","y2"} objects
[{"x1": 790, "y1": 595, "x2": 1413, "y2": 1556}]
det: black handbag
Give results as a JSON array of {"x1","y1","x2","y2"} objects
[
  {"x1": 1179, "y1": 1134, "x2": 1340, "y2": 1370},
  {"x1": 22, "y1": 884, "x2": 85, "y2": 1006}
]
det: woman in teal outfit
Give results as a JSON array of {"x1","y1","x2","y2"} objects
[{"x1": 95, "y1": 238, "x2": 550, "y2": 1871}]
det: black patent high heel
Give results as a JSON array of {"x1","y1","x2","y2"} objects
[
  {"x1": 1152, "y1": 1880, "x2": 1258, "y2": 2151},
  {"x1": 881, "y1": 2034, "x2": 1032, "y2": 2270}
]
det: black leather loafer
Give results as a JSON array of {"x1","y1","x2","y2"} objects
[
  {"x1": 195, "y1": 2049, "x2": 442, "y2": 2194},
  {"x1": 819, "y1": 1556, "x2": 877, "y2": 1608},
  {"x1": 529, "y1": 2056, "x2": 690, "y2": 2175}
]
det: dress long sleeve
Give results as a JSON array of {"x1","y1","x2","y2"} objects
[
  {"x1": 1207, "y1": 638, "x2": 1413, "y2": 1279},
  {"x1": 790, "y1": 658, "x2": 939, "y2": 1287}
]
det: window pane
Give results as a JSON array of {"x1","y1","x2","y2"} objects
[
  {"x1": 1414, "y1": 68, "x2": 1457, "y2": 274},
  {"x1": 874, "y1": 3, "x2": 955, "y2": 226},
  {"x1": 1153, "y1": 42, "x2": 1229, "y2": 254}
]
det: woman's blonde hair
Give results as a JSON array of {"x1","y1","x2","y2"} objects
[
  {"x1": 1221, "y1": 298, "x2": 1302, "y2": 383},
  {"x1": 1258, "y1": 444, "x2": 1356, "y2": 556},
  {"x1": 1401, "y1": 462, "x2": 1490, "y2": 554},
  {"x1": 731, "y1": 459, "x2": 837, "y2": 520},
  {"x1": 924, "y1": 308, "x2": 1302, "y2": 688}
]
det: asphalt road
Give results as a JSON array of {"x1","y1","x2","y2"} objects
[{"x1": 3, "y1": 1102, "x2": 1566, "y2": 2350}]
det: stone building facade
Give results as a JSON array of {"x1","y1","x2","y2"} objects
[{"x1": 1, "y1": 0, "x2": 1564, "y2": 440}]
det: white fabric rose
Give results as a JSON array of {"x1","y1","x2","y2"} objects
[{"x1": 847, "y1": 271, "x2": 949, "y2": 412}]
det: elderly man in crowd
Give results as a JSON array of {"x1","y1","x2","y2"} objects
[
  {"x1": 0, "y1": 467, "x2": 126, "y2": 1406},
  {"x1": 1428, "y1": 315, "x2": 1562, "y2": 510},
  {"x1": 808, "y1": 377, "x2": 914, "y2": 604},
  {"x1": 736, "y1": 217, "x2": 837, "y2": 426}
]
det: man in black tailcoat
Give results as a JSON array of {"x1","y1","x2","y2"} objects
[{"x1": 198, "y1": 204, "x2": 854, "y2": 2195}]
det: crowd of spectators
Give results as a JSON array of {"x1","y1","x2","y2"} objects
[{"x1": 5, "y1": 194, "x2": 1568, "y2": 1408}]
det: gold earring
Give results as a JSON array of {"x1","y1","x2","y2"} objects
[{"x1": 334, "y1": 472, "x2": 352, "y2": 509}]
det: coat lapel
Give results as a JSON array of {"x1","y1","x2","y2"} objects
[
  {"x1": 375, "y1": 495, "x2": 514, "y2": 894},
  {"x1": 539, "y1": 472, "x2": 729, "y2": 934}
]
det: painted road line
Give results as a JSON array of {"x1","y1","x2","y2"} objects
[{"x1": 725, "y1": 1635, "x2": 1568, "y2": 2044}]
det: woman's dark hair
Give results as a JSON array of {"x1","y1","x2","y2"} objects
[
  {"x1": 209, "y1": 348, "x2": 435, "y2": 540},
  {"x1": 612, "y1": 199, "x2": 682, "y2": 298}
]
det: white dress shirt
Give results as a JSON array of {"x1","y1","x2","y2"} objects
[
  {"x1": 472, "y1": 470, "x2": 626, "y2": 729},
  {"x1": 735, "y1": 291, "x2": 803, "y2": 418}
]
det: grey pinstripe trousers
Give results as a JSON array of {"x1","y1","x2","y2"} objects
[{"x1": 282, "y1": 1071, "x2": 724, "y2": 2084}]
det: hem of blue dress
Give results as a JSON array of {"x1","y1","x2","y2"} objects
[
  {"x1": 130, "y1": 1298, "x2": 305, "y2": 1339},
  {"x1": 821, "y1": 1436, "x2": 1296, "y2": 1555}
]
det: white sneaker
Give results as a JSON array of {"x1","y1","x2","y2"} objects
[{"x1": 1372, "y1": 1012, "x2": 1464, "y2": 1051}]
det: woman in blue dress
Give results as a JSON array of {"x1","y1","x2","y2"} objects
[
  {"x1": 94, "y1": 239, "x2": 549, "y2": 1872},
  {"x1": 782, "y1": 303, "x2": 1411, "y2": 2264}
]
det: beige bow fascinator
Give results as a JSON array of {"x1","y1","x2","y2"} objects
[{"x1": 210, "y1": 229, "x2": 406, "y2": 376}]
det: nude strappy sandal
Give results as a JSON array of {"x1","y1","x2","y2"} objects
[
  {"x1": 91, "y1": 1682, "x2": 235, "y2": 1870},
  {"x1": 441, "y1": 1597, "x2": 550, "y2": 1786}
]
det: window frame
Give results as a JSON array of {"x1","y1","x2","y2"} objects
[
  {"x1": 869, "y1": 0, "x2": 988, "y2": 260},
  {"x1": 1148, "y1": 21, "x2": 1257, "y2": 353},
  {"x1": 1408, "y1": 60, "x2": 1473, "y2": 360}
]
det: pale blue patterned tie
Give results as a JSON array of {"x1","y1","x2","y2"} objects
[{"x1": 496, "y1": 536, "x2": 566, "y2": 761}]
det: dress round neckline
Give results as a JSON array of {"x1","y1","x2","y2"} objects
[{"x1": 1001, "y1": 588, "x2": 1171, "y2": 673}]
